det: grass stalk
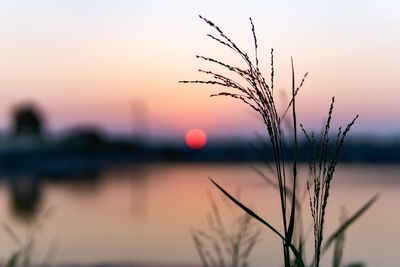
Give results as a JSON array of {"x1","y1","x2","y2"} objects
[{"x1": 181, "y1": 15, "x2": 375, "y2": 267}]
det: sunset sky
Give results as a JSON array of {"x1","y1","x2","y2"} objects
[{"x1": 0, "y1": 0, "x2": 399, "y2": 140}]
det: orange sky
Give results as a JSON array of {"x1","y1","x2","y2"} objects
[{"x1": 0, "y1": 1, "x2": 399, "y2": 139}]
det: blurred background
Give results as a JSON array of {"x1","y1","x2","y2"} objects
[{"x1": 0, "y1": 1, "x2": 399, "y2": 267}]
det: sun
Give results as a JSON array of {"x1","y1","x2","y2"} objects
[{"x1": 185, "y1": 129, "x2": 207, "y2": 150}]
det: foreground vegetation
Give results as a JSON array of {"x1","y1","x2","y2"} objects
[{"x1": 182, "y1": 16, "x2": 377, "y2": 267}]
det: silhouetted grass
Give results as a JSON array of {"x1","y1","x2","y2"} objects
[
  {"x1": 181, "y1": 16, "x2": 377, "y2": 267},
  {"x1": 191, "y1": 191, "x2": 260, "y2": 267},
  {"x1": 2, "y1": 207, "x2": 56, "y2": 267},
  {"x1": 300, "y1": 98, "x2": 360, "y2": 267}
]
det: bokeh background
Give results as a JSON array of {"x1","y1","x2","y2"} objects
[
  {"x1": 0, "y1": 1, "x2": 399, "y2": 267},
  {"x1": 1, "y1": 0, "x2": 400, "y2": 138}
]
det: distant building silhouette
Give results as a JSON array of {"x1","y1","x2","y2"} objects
[{"x1": 12, "y1": 103, "x2": 45, "y2": 138}]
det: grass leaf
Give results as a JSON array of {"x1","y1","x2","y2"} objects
[
  {"x1": 209, "y1": 177, "x2": 284, "y2": 240},
  {"x1": 287, "y1": 57, "x2": 297, "y2": 245},
  {"x1": 321, "y1": 194, "x2": 378, "y2": 255},
  {"x1": 5, "y1": 251, "x2": 20, "y2": 267},
  {"x1": 209, "y1": 177, "x2": 306, "y2": 267}
]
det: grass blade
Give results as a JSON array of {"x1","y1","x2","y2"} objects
[
  {"x1": 289, "y1": 243, "x2": 306, "y2": 267},
  {"x1": 321, "y1": 194, "x2": 378, "y2": 255},
  {"x1": 209, "y1": 177, "x2": 284, "y2": 240},
  {"x1": 287, "y1": 57, "x2": 297, "y2": 244},
  {"x1": 209, "y1": 177, "x2": 306, "y2": 267},
  {"x1": 5, "y1": 251, "x2": 20, "y2": 267},
  {"x1": 2, "y1": 223, "x2": 22, "y2": 246}
]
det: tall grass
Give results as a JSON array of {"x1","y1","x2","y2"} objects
[
  {"x1": 191, "y1": 191, "x2": 260, "y2": 267},
  {"x1": 181, "y1": 16, "x2": 377, "y2": 267},
  {"x1": 2, "y1": 207, "x2": 56, "y2": 267},
  {"x1": 300, "y1": 98, "x2": 359, "y2": 267}
]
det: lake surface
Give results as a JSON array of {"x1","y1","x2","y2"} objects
[{"x1": 0, "y1": 163, "x2": 398, "y2": 267}]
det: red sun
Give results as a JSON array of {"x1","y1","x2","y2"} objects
[{"x1": 185, "y1": 129, "x2": 207, "y2": 150}]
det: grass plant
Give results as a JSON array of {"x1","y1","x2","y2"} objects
[
  {"x1": 2, "y1": 207, "x2": 56, "y2": 267},
  {"x1": 181, "y1": 16, "x2": 377, "y2": 267},
  {"x1": 191, "y1": 191, "x2": 260, "y2": 267}
]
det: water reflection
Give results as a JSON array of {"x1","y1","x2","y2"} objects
[
  {"x1": 130, "y1": 167, "x2": 149, "y2": 218},
  {"x1": 2, "y1": 163, "x2": 150, "y2": 225},
  {"x1": 0, "y1": 164, "x2": 397, "y2": 267},
  {"x1": 8, "y1": 176, "x2": 43, "y2": 222}
]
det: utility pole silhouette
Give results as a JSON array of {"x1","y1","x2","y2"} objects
[{"x1": 131, "y1": 99, "x2": 149, "y2": 144}]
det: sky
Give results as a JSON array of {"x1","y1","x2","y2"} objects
[{"x1": 0, "y1": 0, "x2": 399, "y2": 140}]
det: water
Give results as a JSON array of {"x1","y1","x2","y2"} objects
[{"x1": 0, "y1": 163, "x2": 398, "y2": 267}]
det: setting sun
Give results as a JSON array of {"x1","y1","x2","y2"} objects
[
  {"x1": 0, "y1": 2, "x2": 398, "y2": 266},
  {"x1": 185, "y1": 129, "x2": 207, "y2": 150}
]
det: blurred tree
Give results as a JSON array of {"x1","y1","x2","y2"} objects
[{"x1": 12, "y1": 103, "x2": 45, "y2": 138}]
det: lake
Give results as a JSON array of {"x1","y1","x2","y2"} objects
[{"x1": 0, "y1": 163, "x2": 398, "y2": 267}]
